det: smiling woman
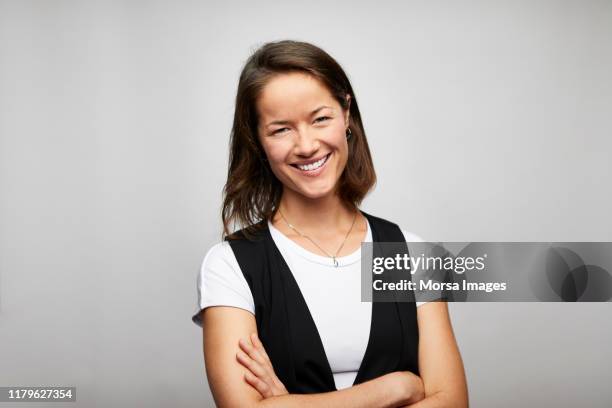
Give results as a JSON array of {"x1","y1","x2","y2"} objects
[{"x1": 192, "y1": 40, "x2": 468, "y2": 407}]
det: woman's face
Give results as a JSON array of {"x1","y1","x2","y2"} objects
[{"x1": 256, "y1": 72, "x2": 350, "y2": 201}]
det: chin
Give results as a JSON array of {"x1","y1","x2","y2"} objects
[
  {"x1": 300, "y1": 190, "x2": 333, "y2": 200},
  {"x1": 290, "y1": 182, "x2": 336, "y2": 200}
]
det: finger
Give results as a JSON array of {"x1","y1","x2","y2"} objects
[
  {"x1": 238, "y1": 343, "x2": 275, "y2": 388},
  {"x1": 249, "y1": 337, "x2": 273, "y2": 370},
  {"x1": 250, "y1": 333, "x2": 285, "y2": 391},
  {"x1": 239, "y1": 337, "x2": 268, "y2": 366},
  {"x1": 236, "y1": 349, "x2": 266, "y2": 377},
  {"x1": 244, "y1": 371, "x2": 272, "y2": 398},
  {"x1": 236, "y1": 350, "x2": 268, "y2": 379},
  {"x1": 250, "y1": 334, "x2": 283, "y2": 390},
  {"x1": 250, "y1": 333, "x2": 272, "y2": 364}
]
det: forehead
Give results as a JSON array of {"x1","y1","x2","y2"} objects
[{"x1": 256, "y1": 72, "x2": 337, "y2": 119}]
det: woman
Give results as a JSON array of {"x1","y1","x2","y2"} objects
[{"x1": 192, "y1": 40, "x2": 468, "y2": 407}]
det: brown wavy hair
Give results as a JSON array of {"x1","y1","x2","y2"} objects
[{"x1": 222, "y1": 40, "x2": 377, "y2": 240}]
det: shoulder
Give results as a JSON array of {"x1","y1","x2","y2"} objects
[
  {"x1": 225, "y1": 219, "x2": 269, "y2": 243},
  {"x1": 197, "y1": 241, "x2": 254, "y2": 296},
  {"x1": 193, "y1": 241, "x2": 255, "y2": 326},
  {"x1": 399, "y1": 229, "x2": 425, "y2": 242},
  {"x1": 362, "y1": 211, "x2": 425, "y2": 242},
  {"x1": 198, "y1": 241, "x2": 248, "y2": 285},
  {"x1": 200, "y1": 241, "x2": 237, "y2": 269},
  {"x1": 362, "y1": 211, "x2": 399, "y2": 229}
]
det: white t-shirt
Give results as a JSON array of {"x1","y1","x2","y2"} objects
[{"x1": 192, "y1": 218, "x2": 426, "y2": 390}]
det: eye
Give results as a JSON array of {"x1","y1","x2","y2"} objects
[
  {"x1": 314, "y1": 116, "x2": 331, "y2": 123},
  {"x1": 272, "y1": 128, "x2": 289, "y2": 135}
]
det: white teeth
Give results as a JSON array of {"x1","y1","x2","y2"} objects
[{"x1": 296, "y1": 154, "x2": 328, "y2": 171}]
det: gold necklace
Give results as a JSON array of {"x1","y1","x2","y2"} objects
[{"x1": 277, "y1": 208, "x2": 358, "y2": 267}]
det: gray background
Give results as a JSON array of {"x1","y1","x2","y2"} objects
[{"x1": 0, "y1": 0, "x2": 611, "y2": 407}]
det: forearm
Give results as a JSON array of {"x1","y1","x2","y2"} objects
[
  {"x1": 251, "y1": 373, "x2": 409, "y2": 408},
  {"x1": 402, "y1": 391, "x2": 467, "y2": 408}
]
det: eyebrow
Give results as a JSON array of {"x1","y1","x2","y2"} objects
[{"x1": 265, "y1": 105, "x2": 332, "y2": 128}]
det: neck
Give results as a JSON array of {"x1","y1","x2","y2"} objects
[{"x1": 274, "y1": 189, "x2": 357, "y2": 232}]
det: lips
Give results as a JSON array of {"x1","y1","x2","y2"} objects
[{"x1": 290, "y1": 153, "x2": 331, "y2": 176}]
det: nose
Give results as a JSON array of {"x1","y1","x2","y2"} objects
[{"x1": 293, "y1": 128, "x2": 320, "y2": 157}]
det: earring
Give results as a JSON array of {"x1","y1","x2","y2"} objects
[{"x1": 346, "y1": 128, "x2": 352, "y2": 140}]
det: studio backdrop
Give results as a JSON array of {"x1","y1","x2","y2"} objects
[{"x1": 0, "y1": 1, "x2": 611, "y2": 407}]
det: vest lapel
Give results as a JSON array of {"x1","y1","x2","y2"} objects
[
  {"x1": 352, "y1": 210, "x2": 407, "y2": 384},
  {"x1": 263, "y1": 226, "x2": 338, "y2": 392}
]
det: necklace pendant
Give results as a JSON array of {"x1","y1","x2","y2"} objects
[{"x1": 333, "y1": 257, "x2": 339, "y2": 267}]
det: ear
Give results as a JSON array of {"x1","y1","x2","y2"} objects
[{"x1": 344, "y1": 94, "x2": 351, "y2": 127}]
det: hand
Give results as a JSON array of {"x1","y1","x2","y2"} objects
[{"x1": 236, "y1": 332, "x2": 289, "y2": 398}]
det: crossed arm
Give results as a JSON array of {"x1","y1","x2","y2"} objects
[{"x1": 200, "y1": 301, "x2": 468, "y2": 408}]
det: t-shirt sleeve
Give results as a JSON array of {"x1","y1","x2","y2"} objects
[
  {"x1": 399, "y1": 228, "x2": 431, "y2": 308},
  {"x1": 191, "y1": 241, "x2": 255, "y2": 327}
]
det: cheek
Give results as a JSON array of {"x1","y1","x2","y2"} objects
[
  {"x1": 260, "y1": 140, "x2": 293, "y2": 182},
  {"x1": 264, "y1": 142, "x2": 290, "y2": 164},
  {"x1": 323, "y1": 121, "x2": 347, "y2": 146},
  {"x1": 327, "y1": 123, "x2": 349, "y2": 168}
]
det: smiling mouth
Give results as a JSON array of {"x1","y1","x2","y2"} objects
[{"x1": 290, "y1": 153, "x2": 331, "y2": 172}]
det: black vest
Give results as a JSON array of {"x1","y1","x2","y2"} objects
[{"x1": 227, "y1": 210, "x2": 419, "y2": 393}]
